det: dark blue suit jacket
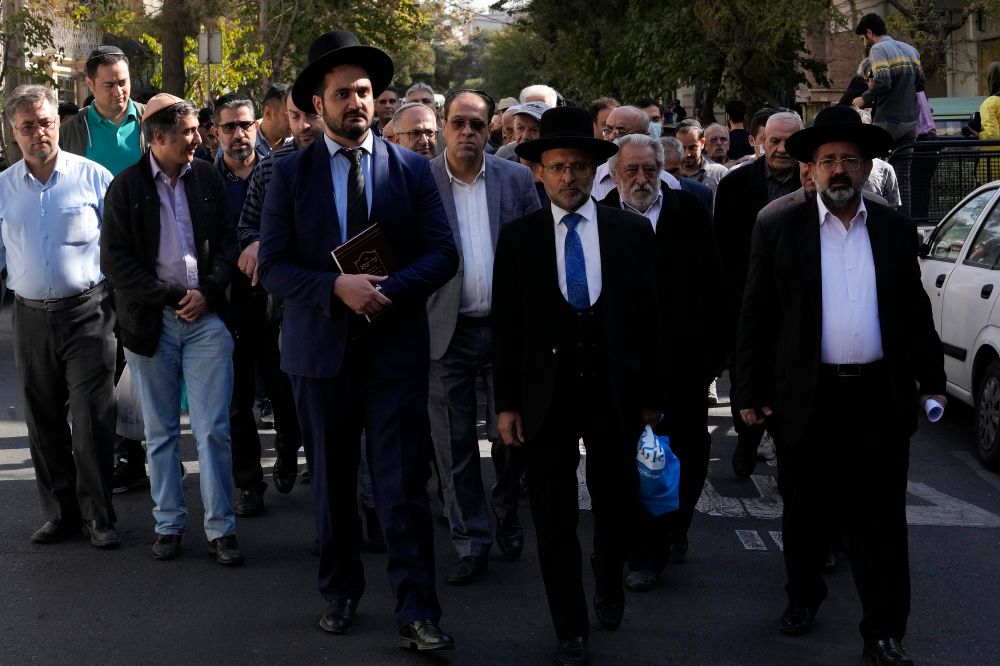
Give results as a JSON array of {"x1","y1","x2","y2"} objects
[{"x1": 257, "y1": 135, "x2": 458, "y2": 379}]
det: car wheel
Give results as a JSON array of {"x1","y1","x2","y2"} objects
[{"x1": 976, "y1": 360, "x2": 1000, "y2": 469}]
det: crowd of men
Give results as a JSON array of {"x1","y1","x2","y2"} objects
[{"x1": 0, "y1": 13, "x2": 943, "y2": 666}]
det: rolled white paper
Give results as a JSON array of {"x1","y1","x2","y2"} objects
[{"x1": 924, "y1": 398, "x2": 944, "y2": 423}]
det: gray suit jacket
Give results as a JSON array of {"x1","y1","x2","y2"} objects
[{"x1": 427, "y1": 152, "x2": 541, "y2": 360}]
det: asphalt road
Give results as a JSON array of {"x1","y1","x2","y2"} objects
[{"x1": 1, "y1": 300, "x2": 998, "y2": 665}]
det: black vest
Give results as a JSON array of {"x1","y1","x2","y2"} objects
[{"x1": 557, "y1": 296, "x2": 608, "y2": 384}]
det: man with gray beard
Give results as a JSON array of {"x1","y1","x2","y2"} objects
[{"x1": 600, "y1": 134, "x2": 723, "y2": 589}]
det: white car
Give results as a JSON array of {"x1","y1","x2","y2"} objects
[{"x1": 919, "y1": 182, "x2": 1000, "y2": 468}]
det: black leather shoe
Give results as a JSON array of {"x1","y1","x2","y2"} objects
[
  {"x1": 31, "y1": 520, "x2": 78, "y2": 544},
  {"x1": 398, "y1": 619, "x2": 454, "y2": 651},
  {"x1": 779, "y1": 601, "x2": 816, "y2": 636},
  {"x1": 152, "y1": 534, "x2": 182, "y2": 560},
  {"x1": 555, "y1": 636, "x2": 589, "y2": 665},
  {"x1": 112, "y1": 452, "x2": 149, "y2": 494},
  {"x1": 863, "y1": 638, "x2": 914, "y2": 665},
  {"x1": 363, "y1": 506, "x2": 386, "y2": 553},
  {"x1": 319, "y1": 598, "x2": 357, "y2": 634},
  {"x1": 447, "y1": 555, "x2": 488, "y2": 585},
  {"x1": 234, "y1": 483, "x2": 266, "y2": 517},
  {"x1": 624, "y1": 569, "x2": 657, "y2": 592},
  {"x1": 272, "y1": 449, "x2": 298, "y2": 494},
  {"x1": 82, "y1": 520, "x2": 120, "y2": 549},
  {"x1": 669, "y1": 534, "x2": 688, "y2": 563},
  {"x1": 594, "y1": 587, "x2": 625, "y2": 629},
  {"x1": 208, "y1": 534, "x2": 244, "y2": 566}
]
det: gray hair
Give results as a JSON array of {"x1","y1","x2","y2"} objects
[
  {"x1": 765, "y1": 111, "x2": 804, "y2": 131},
  {"x1": 659, "y1": 136, "x2": 684, "y2": 162},
  {"x1": 391, "y1": 101, "x2": 435, "y2": 131},
  {"x1": 607, "y1": 134, "x2": 664, "y2": 172},
  {"x1": 519, "y1": 84, "x2": 558, "y2": 107},
  {"x1": 705, "y1": 122, "x2": 729, "y2": 136},
  {"x1": 213, "y1": 96, "x2": 255, "y2": 123},
  {"x1": 142, "y1": 100, "x2": 198, "y2": 144},
  {"x1": 5, "y1": 84, "x2": 58, "y2": 125},
  {"x1": 405, "y1": 81, "x2": 435, "y2": 98},
  {"x1": 676, "y1": 121, "x2": 704, "y2": 140}
]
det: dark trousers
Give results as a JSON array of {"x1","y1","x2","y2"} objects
[
  {"x1": 523, "y1": 376, "x2": 640, "y2": 641},
  {"x1": 629, "y1": 398, "x2": 710, "y2": 572},
  {"x1": 428, "y1": 317, "x2": 494, "y2": 558},
  {"x1": 12, "y1": 288, "x2": 117, "y2": 524},
  {"x1": 290, "y1": 338, "x2": 440, "y2": 628},
  {"x1": 778, "y1": 364, "x2": 911, "y2": 641},
  {"x1": 229, "y1": 279, "x2": 301, "y2": 489}
]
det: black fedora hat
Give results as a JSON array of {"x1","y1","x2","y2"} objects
[
  {"x1": 291, "y1": 31, "x2": 394, "y2": 114},
  {"x1": 785, "y1": 105, "x2": 893, "y2": 162},
  {"x1": 515, "y1": 107, "x2": 618, "y2": 163}
]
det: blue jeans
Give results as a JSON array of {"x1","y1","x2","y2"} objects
[{"x1": 125, "y1": 311, "x2": 236, "y2": 540}]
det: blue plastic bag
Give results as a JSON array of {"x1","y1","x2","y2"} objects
[{"x1": 636, "y1": 424, "x2": 680, "y2": 516}]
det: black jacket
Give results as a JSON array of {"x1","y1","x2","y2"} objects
[
  {"x1": 735, "y1": 197, "x2": 946, "y2": 443},
  {"x1": 491, "y1": 203, "x2": 661, "y2": 439},
  {"x1": 101, "y1": 151, "x2": 237, "y2": 356},
  {"x1": 600, "y1": 184, "x2": 725, "y2": 408}
]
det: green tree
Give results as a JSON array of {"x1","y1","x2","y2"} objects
[{"x1": 480, "y1": 26, "x2": 547, "y2": 99}]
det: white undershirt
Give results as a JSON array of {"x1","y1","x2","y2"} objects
[
  {"x1": 552, "y1": 198, "x2": 602, "y2": 305},
  {"x1": 817, "y1": 194, "x2": 884, "y2": 364}
]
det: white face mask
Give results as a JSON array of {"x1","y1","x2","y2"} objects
[{"x1": 648, "y1": 122, "x2": 662, "y2": 139}]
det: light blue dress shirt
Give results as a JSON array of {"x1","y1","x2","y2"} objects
[
  {"x1": 0, "y1": 150, "x2": 112, "y2": 300},
  {"x1": 323, "y1": 131, "x2": 374, "y2": 244}
]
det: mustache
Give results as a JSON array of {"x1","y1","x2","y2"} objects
[{"x1": 629, "y1": 183, "x2": 654, "y2": 194}]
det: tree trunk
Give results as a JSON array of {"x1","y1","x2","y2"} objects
[{"x1": 155, "y1": 0, "x2": 199, "y2": 97}]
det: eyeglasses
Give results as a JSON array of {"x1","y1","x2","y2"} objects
[
  {"x1": 539, "y1": 162, "x2": 593, "y2": 176},
  {"x1": 707, "y1": 136, "x2": 728, "y2": 144},
  {"x1": 601, "y1": 126, "x2": 632, "y2": 137},
  {"x1": 219, "y1": 120, "x2": 256, "y2": 135},
  {"x1": 14, "y1": 119, "x2": 57, "y2": 136},
  {"x1": 447, "y1": 118, "x2": 487, "y2": 132},
  {"x1": 814, "y1": 157, "x2": 863, "y2": 172},
  {"x1": 400, "y1": 129, "x2": 435, "y2": 141}
]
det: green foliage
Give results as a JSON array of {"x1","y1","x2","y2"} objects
[
  {"x1": 1, "y1": 0, "x2": 60, "y2": 88},
  {"x1": 480, "y1": 26, "x2": 547, "y2": 99}
]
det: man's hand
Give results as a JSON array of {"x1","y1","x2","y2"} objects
[
  {"x1": 851, "y1": 96, "x2": 865, "y2": 108},
  {"x1": 176, "y1": 289, "x2": 208, "y2": 322},
  {"x1": 332, "y1": 274, "x2": 390, "y2": 316},
  {"x1": 498, "y1": 410, "x2": 525, "y2": 447},
  {"x1": 641, "y1": 408, "x2": 659, "y2": 427},
  {"x1": 238, "y1": 241, "x2": 259, "y2": 285},
  {"x1": 740, "y1": 406, "x2": 773, "y2": 427}
]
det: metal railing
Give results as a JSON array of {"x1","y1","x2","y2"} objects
[{"x1": 889, "y1": 139, "x2": 1000, "y2": 227}]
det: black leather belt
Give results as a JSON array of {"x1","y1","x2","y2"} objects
[
  {"x1": 15, "y1": 282, "x2": 108, "y2": 312},
  {"x1": 457, "y1": 314, "x2": 491, "y2": 327},
  {"x1": 819, "y1": 361, "x2": 884, "y2": 378}
]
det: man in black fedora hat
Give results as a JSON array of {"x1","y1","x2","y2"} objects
[
  {"x1": 257, "y1": 30, "x2": 458, "y2": 649},
  {"x1": 491, "y1": 106, "x2": 661, "y2": 665},
  {"x1": 736, "y1": 104, "x2": 946, "y2": 665}
]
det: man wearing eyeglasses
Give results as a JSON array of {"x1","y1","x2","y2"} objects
[
  {"x1": 736, "y1": 104, "x2": 945, "y2": 666},
  {"x1": 426, "y1": 90, "x2": 540, "y2": 585},
  {"x1": 392, "y1": 101, "x2": 438, "y2": 158},
  {"x1": 704, "y1": 123, "x2": 731, "y2": 166},
  {"x1": 591, "y1": 105, "x2": 681, "y2": 201},
  {"x1": 0, "y1": 84, "x2": 119, "y2": 549}
]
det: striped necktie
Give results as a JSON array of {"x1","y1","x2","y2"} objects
[
  {"x1": 342, "y1": 147, "x2": 368, "y2": 240},
  {"x1": 562, "y1": 212, "x2": 590, "y2": 309}
]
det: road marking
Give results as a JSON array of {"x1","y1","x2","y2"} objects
[
  {"x1": 736, "y1": 530, "x2": 768, "y2": 550},
  {"x1": 905, "y1": 481, "x2": 1000, "y2": 527},
  {"x1": 769, "y1": 531, "x2": 784, "y2": 551},
  {"x1": 950, "y1": 450, "x2": 1000, "y2": 492},
  {"x1": 696, "y1": 479, "x2": 747, "y2": 518},
  {"x1": 743, "y1": 475, "x2": 783, "y2": 520}
]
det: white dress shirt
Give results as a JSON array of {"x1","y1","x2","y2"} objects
[
  {"x1": 621, "y1": 190, "x2": 663, "y2": 232},
  {"x1": 324, "y1": 131, "x2": 374, "y2": 243},
  {"x1": 591, "y1": 161, "x2": 680, "y2": 201},
  {"x1": 150, "y1": 153, "x2": 199, "y2": 289},
  {"x1": 553, "y1": 198, "x2": 602, "y2": 306},
  {"x1": 444, "y1": 152, "x2": 493, "y2": 316},
  {"x1": 0, "y1": 150, "x2": 111, "y2": 300},
  {"x1": 818, "y1": 195, "x2": 884, "y2": 364}
]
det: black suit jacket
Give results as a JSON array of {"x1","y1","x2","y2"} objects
[
  {"x1": 713, "y1": 156, "x2": 800, "y2": 353},
  {"x1": 101, "y1": 152, "x2": 237, "y2": 357},
  {"x1": 735, "y1": 197, "x2": 946, "y2": 443},
  {"x1": 492, "y1": 202, "x2": 661, "y2": 440},
  {"x1": 599, "y1": 184, "x2": 725, "y2": 409}
]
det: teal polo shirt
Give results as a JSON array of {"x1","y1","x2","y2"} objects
[{"x1": 85, "y1": 100, "x2": 141, "y2": 176}]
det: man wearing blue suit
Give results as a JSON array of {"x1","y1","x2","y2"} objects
[
  {"x1": 256, "y1": 31, "x2": 458, "y2": 650},
  {"x1": 426, "y1": 90, "x2": 541, "y2": 585}
]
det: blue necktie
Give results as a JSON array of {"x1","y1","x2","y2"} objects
[{"x1": 562, "y1": 213, "x2": 590, "y2": 309}]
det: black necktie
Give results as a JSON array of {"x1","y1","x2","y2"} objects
[{"x1": 343, "y1": 147, "x2": 368, "y2": 240}]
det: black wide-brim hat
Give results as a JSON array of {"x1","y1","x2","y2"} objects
[
  {"x1": 784, "y1": 104, "x2": 894, "y2": 162},
  {"x1": 292, "y1": 30, "x2": 394, "y2": 114},
  {"x1": 515, "y1": 107, "x2": 619, "y2": 163}
]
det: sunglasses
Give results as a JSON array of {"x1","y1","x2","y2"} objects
[{"x1": 219, "y1": 120, "x2": 255, "y2": 134}]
